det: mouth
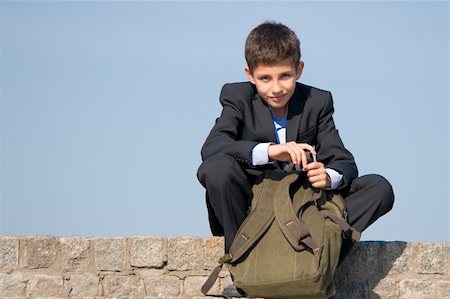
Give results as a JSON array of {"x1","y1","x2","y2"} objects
[{"x1": 270, "y1": 95, "x2": 286, "y2": 102}]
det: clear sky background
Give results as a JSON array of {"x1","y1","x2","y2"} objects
[{"x1": 0, "y1": 1, "x2": 448, "y2": 242}]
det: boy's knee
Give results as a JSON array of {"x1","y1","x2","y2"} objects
[
  {"x1": 197, "y1": 154, "x2": 241, "y2": 186},
  {"x1": 364, "y1": 174, "x2": 395, "y2": 212}
]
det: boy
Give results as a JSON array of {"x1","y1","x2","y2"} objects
[{"x1": 197, "y1": 21, "x2": 394, "y2": 296}]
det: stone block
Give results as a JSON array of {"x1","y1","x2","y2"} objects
[
  {"x1": 399, "y1": 279, "x2": 436, "y2": 299},
  {"x1": 26, "y1": 274, "x2": 70, "y2": 297},
  {"x1": 135, "y1": 268, "x2": 165, "y2": 275},
  {"x1": 144, "y1": 275, "x2": 182, "y2": 296},
  {"x1": 130, "y1": 236, "x2": 165, "y2": 268},
  {"x1": 334, "y1": 279, "x2": 368, "y2": 299},
  {"x1": 219, "y1": 268, "x2": 231, "y2": 278},
  {"x1": 60, "y1": 237, "x2": 91, "y2": 272},
  {"x1": 0, "y1": 273, "x2": 26, "y2": 297},
  {"x1": 219, "y1": 273, "x2": 233, "y2": 289},
  {"x1": 184, "y1": 275, "x2": 220, "y2": 297},
  {"x1": 369, "y1": 278, "x2": 400, "y2": 299},
  {"x1": 416, "y1": 242, "x2": 449, "y2": 274},
  {"x1": 204, "y1": 237, "x2": 224, "y2": 270},
  {"x1": 437, "y1": 281, "x2": 450, "y2": 299},
  {"x1": 94, "y1": 237, "x2": 127, "y2": 271},
  {"x1": 22, "y1": 236, "x2": 57, "y2": 269},
  {"x1": 102, "y1": 274, "x2": 145, "y2": 297},
  {"x1": 134, "y1": 268, "x2": 166, "y2": 279},
  {"x1": 0, "y1": 236, "x2": 19, "y2": 270},
  {"x1": 167, "y1": 237, "x2": 204, "y2": 271},
  {"x1": 337, "y1": 241, "x2": 382, "y2": 280},
  {"x1": 380, "y1": 241, "x2": 411, "y2": 275},
  {"x1": 67, "y1": 273, "x2": 99, "y2": 297}
]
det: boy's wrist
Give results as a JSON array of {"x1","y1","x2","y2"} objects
[
  {"x1": 325, "y1": 168, "x2": 343, "y2": 190},
  {"x1": 251, "y1": 142, "x2": 274, "y2": 166}
]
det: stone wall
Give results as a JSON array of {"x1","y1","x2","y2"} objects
[{"x1": 0, "y1": 236, "x2": 448, "y2": 298}]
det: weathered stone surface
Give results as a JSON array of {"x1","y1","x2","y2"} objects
[
  {"x1": 334, "y1": 279, "x2": 368, "y2": 299},
  {"x1": 67, "y1": 273, "x2": 99, "y2": 297},
  {"x1": 130, "y1": 236, "x2": 165, "y2": 268},
  {"x1": 219, "y1": 268, "x2": 231, "y2": 278},
  {"x1": 94, "y1": 238, "x2": 127, "y2": 271},
  {"x1": 0, "y1": 238, "x2": 448, "y2": 299},
  {"x1": 0, "y1": 237, "x2": 19, "y2": 270},
  {"x1": 134, "y1": 268, "x2": 166, "y2": 278},
  {"x1": 0, "y1": 273, "x2": 26, "y2": 296},
  {"x1": 22, "y1": 236, "x2": 57, "y2": 269},
  {"x1": 27, "y1": 274, "x2": 70, "y2": 297},
  {"x1": 337, "y1": 242, "x2": 382, "y2": 280},
  {"x1": 399, "y1": 279, "x2": 436, "y2": 299},
  {"x1": 167, "y1": 237, "x2": 204, "y2": 271},
  {"x1": 60, "y1": 237, "x2": 91, "y2": 272},
  {"x1": 437, "y1": 281, "x2": 450, "y2": 299},
  {"x1": 184, "y1": 275, "x2": 220, "y2": 297},
  {"x1": 370, "y1": 278, "x2": 400, "y2": 299},
  {"x1": 204, "y1": 237, "x2": 223, "y2": 270},
  {"x1": 416, "y1": 242, "x2": 449, "y2": 274},
  {"x1": 219, "y1": 270, "x2": 233, "y2": 287},
  {"x1": 219, "y1": 273, "x2": 233, "y2": 289},
  {"x1": 380, "y1": 241, "x2": 411, "y2": 275},
  {"x1": 102, "y1": 274, "x2": 145, "y2": 296},
  {"x1": 144, "y1": 275, "x2": 181, "y2": 296}
]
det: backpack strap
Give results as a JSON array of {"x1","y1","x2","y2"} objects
[
  {"x1": 322, "y1": 212, "x2": 361, "y2": 241},
  {"x1": 228, "y1": 175, "x2": 278, "y2": 263},
  {"x1": 273, "y1": 172, "x2": 319, "y2": 251},
  {"x1": 201, "y1": 255, "x2": 232, "y2": 298},
  {"x1": 201, "y1": 264, "x2": 224, "y2": 296},
  {"x1": 294, "y1": 185, "x2": 362, "y2": 242}
]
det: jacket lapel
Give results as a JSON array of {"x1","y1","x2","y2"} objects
[
  {"x1": 286, "y1": 83, "x2": 306, "y2": 142},
  {"x1": 254, "y1": 93, "x2": 277, "y2": 142}
]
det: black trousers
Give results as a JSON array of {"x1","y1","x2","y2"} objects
[{"x1": 197, "y1": 154, "x2": 395, "y2": 255}]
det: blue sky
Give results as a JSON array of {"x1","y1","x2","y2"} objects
[{"x1": 1, "y1": 1, "x2": 448, "y2": 242}]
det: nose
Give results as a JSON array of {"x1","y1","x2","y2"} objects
[{"x1": 272, "y1": 80, "x2": 283, "y2": 94}]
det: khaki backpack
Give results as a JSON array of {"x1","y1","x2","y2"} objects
[{"x1": 202, "y1": 168, "x2": 360, "y2": 299}]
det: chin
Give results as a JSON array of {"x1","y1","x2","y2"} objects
[{"x1": 272, "y1": 102, "x2": 288, "y2": 108}]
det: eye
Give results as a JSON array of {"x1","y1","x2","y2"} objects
[
  {"x1": 259, "y1": 76, "x2": 270, "y2": 82},
  {"x1": 281, "y1": 73, "x2": 291, "y2": 79}
]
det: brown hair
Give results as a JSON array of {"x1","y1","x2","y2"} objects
[{"x1": 245, "y1": 21, "x2": 301, "y2": 72}]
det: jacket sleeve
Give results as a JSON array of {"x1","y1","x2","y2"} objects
[
  {"x1": 316, "y1": 92, "x2": 358, "y2": 188},
  {"x1": 200, "y1": 84, "x2": 259, "y2": 164}
]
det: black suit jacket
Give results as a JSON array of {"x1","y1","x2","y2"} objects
[
  {"x1": 201, "y1": 82, "x2": 358, "y2": 184},
  {"x1": 200, "y1": 82, "x2": 358, "y2": 234}
]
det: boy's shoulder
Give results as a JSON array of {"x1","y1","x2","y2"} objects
[{"x1": 221, "y1": 81, "x2": 257, "y2": 96}]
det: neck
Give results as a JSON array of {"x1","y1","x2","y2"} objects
[{"x1": 271, "y1": 107, "x2": 287, "y2": 119}]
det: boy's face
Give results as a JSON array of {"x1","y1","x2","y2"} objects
[{"x1": 245, "y1": 60, "x2": 303, "y2": 118}]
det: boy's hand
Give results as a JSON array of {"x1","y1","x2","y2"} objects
[
  {"x1": 305, "y1": 162, "x2": 331, "y2": 188},
  {"x1": 268, "y1": 142, "x2": 316, "y2": 171}
]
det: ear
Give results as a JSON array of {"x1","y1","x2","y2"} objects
[
  {"x1": 244, "y1": 66, "x2": 256, "y2": 84},
  {"x1": 296, "y1": 61, "x2": 304, "y2": 79}
]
